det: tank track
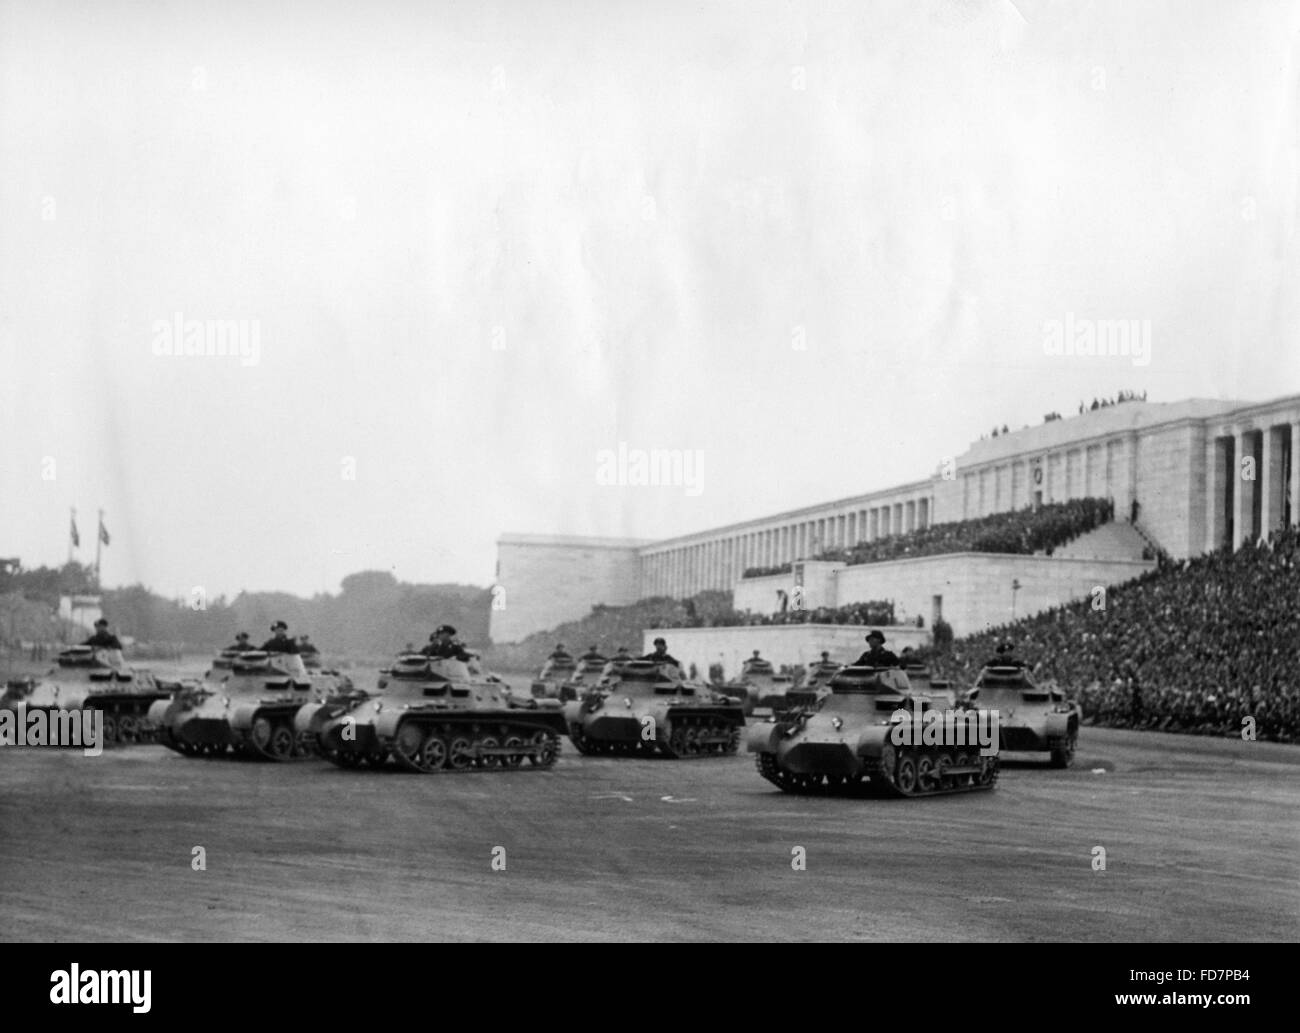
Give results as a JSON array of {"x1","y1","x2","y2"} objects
[
  {"x1": 16, "y1": 703, "x2": 163, "y2": 747},
  {"x1": 379, "y1": 720, "x2": 561, "y2": 774},
  {"x1": 571, "y1": 715, "x2": 742, "y2": 759},
  {"x1": 158, "y1": 712, "x2": 317, "y2": 762},
  {"x1": 756, "y1": 748, "x2": 998, "y2": 798}
]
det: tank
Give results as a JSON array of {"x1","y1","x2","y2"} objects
[
  {"x1": 557, "y1": 655, "x2": 610, "y2": 701},
  {"x1": 716, "y1": 656, "x2": 803, "y2": 717},
  {"x1": 530, "y1": 655, "x2": 578, "y2": 699},
  {"x1": 903, "y1": 663, "x2": 956, "y2": 707},
  {"x1": 563, "y1": 659, "x2": 746, "y2": 758},
  {"x1": 0, "y1": 646, "x2": 179, "y2": 746},
  {"x1": 296, "y1": 652, "x2": 568, "y2": 772},
  {"x1": 963, "y1": 663, "x2": 1080, "y2": 767},
  {"x1": 747, "y1": 664, "x2": 1000, "y2": 797},
  {"x1": 148, "y1": 649, "x2": 353, "y2": 761}
]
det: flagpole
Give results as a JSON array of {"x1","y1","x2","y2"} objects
[{"x1": 96, "y1": 509, "x2": 104, "y2": 586}]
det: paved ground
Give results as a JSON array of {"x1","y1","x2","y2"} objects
[{"x1": 1, "y1": 727, "x2": 1296, "y2": 941}]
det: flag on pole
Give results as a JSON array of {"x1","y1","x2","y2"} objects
[
  {"x1": 70, "y1": 513, "x2": 80, "y2": 548},
  {"x1": 99, "y1": 517, "x2": 110, "y2": 546}
]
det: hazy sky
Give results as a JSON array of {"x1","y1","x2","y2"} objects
[{"x1": 3, "y1": 0, "x2": 1298, "y2": 600}]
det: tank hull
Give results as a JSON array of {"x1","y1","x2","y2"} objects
[
  {"x1": 748, "y1": 666, "x2": 1000, "y2": 798},
  {"x1": 1, "y1": 649, "x2": 178, "y2": 747},
  {"x1": 151, "y1": 651, "x2": 349, "y2": 761},
  {"x1": 298, "y1": 654, "x2": 568, "y2": 773},
  {"x1": 562, "y1": 660, "x2": 746, "y2": 759}
]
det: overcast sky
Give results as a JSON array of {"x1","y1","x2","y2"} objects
[{"x1": 2, "y1": 0, "x2": 1298, "y2": 600}]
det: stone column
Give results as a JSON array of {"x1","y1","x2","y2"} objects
[
  {"x1": 1262, "y1": 426, "x2": 1284, "y2": 539},
  {"x1": 1232, "y1": 429, "x2": 1247, "y2": 550},
  {"x1": 1126, "y1": 432, "x2": 1139, "y2": 520},
  {"x1": 1291, "y1": 422, "x2": 1300, "y2": 526}
]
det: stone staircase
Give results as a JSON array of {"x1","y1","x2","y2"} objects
[{"x1": 1048, "y1": 520, "x2": 1152, "y2": 561}]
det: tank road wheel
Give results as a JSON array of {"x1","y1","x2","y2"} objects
[
  {"x1": 665, "y1": 726, "x2": 688, "y2": 758},
  {"x1": 978, "y1": 755, "x2": 998, "y2": 786},
  {"x1": 101, "y1": 714, "x2": 119, "y2": 745},
  {"x1": 531, "y1": 731, "x2": 558, "y2": 768},
  {"x1": 448, "y1": 735, "x2": 474, "y2": 770},
  {"x1": 418, "y1": 734, "x2": 449, "y2": 772},
  {"x1": 1050, "y1": 732, "x2": 1077, "y2": 769},
  {"x1": 117, "y1": 715, "x2": 139, "y2": 744},
  {"x1": 569, "y1": 725, "x2": 596, "y2": 755},
  {"x1": 528, "y1": 731, "x2": 555, "y2": 767},
  {"x1": 251, "y1": 716, "x2": 274, "y2": 754},
  {"x1": 953, "y1": 751, "x2": 977, "y2": 786},
  {"x1": 267, "y1": 722, "x2": 296, "y2": 761},
  {"x1": 293, "y1": 732, "x2": 317, "y2": 759},
  {"x1": 916, "y1": 755, "x2": 938, "y2": 793},
  {"x1": 503, "y1": 735, "x2": 524, "y2": 768},
  {"x1": 393, "y1": 724, "x2": 426, "y2": 772},
  {"x1": 894, "y1": 755, "x2": 919, "y2": 796},
  {"x1": 365, "y1": 749, "x2": 390, "y2": 768},
  {"x1": 477, "y1": 735, "x2": 501, "y2": 768},
  {"x1": 725, "y1": 725, "x2": 741, "y2": 754},
  {"x1": 682, "y1": 725, "x2": 700, "y2": 756}
]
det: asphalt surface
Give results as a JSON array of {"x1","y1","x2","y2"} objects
[{"x1": 1, "y1": 727, "x2": 1296, "y2": 942}]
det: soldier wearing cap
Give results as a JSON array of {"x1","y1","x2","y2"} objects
[
  {"x1": 298, "y1": 634, "x2": 320, "y2": 656},
  {"x1": 421, "y1": 624, "x2": 472, "y2": 661},
  {"x1": 261, "y1": 621, "x2": 300, "y2": 654},
  {"x1": 986, "y1": 640, "x2": 1024, "y2": 668},
  {"x1": 579, "y1": 644, "x2": 605, "y2": 662},
  {"x1": 83, "y1": 618, "x2": 123, "y2": 650},
  {"x1": 226, "y1": 631, "x2": 255, "y2": 652},
  {"x1": 854, "y1": 630, "x2": 899, "y2": 668},
  {"x1": 548, "y1": 642, "x2": 572, "y2": 661},
  {"x1": 641, "y1": 637, "x2": 682, "y2": 667}
]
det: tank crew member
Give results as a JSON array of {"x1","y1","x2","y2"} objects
[
  {"x1": 227, "y1": 631, "x2": 255, "y2": 652},
  {"x1": 854, "y1": 630, "x2": 899, "y2": 668},
  {"x1": 641, "y1": 637, "x2": 682, "y2": 668},
  {"x1": 261, "y1": 621, "x2": 300, "y2": 654},
  {"x1": 986, "y1": 640, "x2": 1024, "y2": 668},
  {"x1": 83, "y1": 618, "x2": 123, "y2": 650},
  {"x1": 421, "y1": 624, "x2": 473, "y2": 661},
  {"x1": 744, "y1": 649, "x2": 764, "y2": 666},
  {"x1": 579, "y1": 644, "x2": 605, "y2": 662},
  {"x1": 298, "y1": 635, "x2": 320, "y2": 656},
  {"x1": 548, "y1": 643, "x2": 572, "y2": 660}
]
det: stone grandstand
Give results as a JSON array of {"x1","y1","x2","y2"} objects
[{"x1": 493, "y1": 392, "x2": 1300, "y2": 678}]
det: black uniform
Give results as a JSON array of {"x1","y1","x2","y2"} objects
[
  {"x1": 84, "y1": 630, "x2": 123, "y2": 649},
  {"x1": 854, "y1": 646, "x2": 899, "y2": 668},
  {"x1": 422, "y1": 640, "x2": 472, "y2": 661},
  {"x1": 642, "y1": 650, "x2": 682, "y2": 667},
  {"x1": 261, "y1": 635, "x2": 299, "y2": 654},
  {"x1": 299, "y1": 641, "x2": 320, "y2": 655},
  {"x1": 579, "y1": 650, "x2": 605, "y2": 662},
  {"x1": 227, "y1": 639, "x2": 254, "y2": 652}
]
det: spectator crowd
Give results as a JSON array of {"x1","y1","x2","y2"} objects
[
  {"x1": 926, "y1": 525, "x2": 1300, "y2": 743},
  {"x1": 742, "y1": 497, "x2": 1114, "y2": 577}
]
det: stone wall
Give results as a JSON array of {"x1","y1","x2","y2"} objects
[
  {"x1": 489, "y1": 534, "x2": 647, "y2": 643},
  {"x1": 732, "y1": 552, "x2": 1154, "y2": 638}
]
